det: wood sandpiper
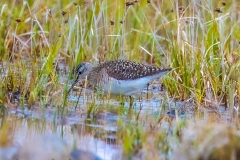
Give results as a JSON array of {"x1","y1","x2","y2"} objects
[{"x1": 69, "y1": 60, "x2": 171, "y2": 99}]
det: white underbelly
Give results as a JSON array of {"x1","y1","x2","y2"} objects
[
  {"x1": 100, "y1": 71, "x2": 169, "y2": 96},
  {"x1": 102, "y1": 77, "x2": 149, "y2": 96}
]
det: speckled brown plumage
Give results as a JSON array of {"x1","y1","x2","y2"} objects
[{"x1": 91, "y1": 60, "x2": 171, "y2": 80}]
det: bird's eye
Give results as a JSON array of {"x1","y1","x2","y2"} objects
[
  {"x1": 74, "y1": 63, "x2": 87, "y2": 77},
  {"x1": 74, "y1": 64, "x2": 81, "y2": 73},
  {"x1": 78, "y1": 66, "x2": 85, "y2": 75}
]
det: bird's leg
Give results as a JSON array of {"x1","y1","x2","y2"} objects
[
  {"x1": 129, "y1": 96, "x2": 135, "y2": 108},
  {"x1": 119, "y1": 94, "x2": 125, "y2": 106},
  {"x1": 146, "y1": 83, "x2": 149, "y2": 100}
]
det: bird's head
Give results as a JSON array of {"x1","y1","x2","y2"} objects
[{"x1": 68, "y1": 62, "x2": 93, "y2": 93}]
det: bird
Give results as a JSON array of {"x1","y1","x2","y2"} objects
[{"x1": 68, "y1": 60, "x2": 171, "y2": 99}]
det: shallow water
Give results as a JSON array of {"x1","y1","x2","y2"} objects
[
  {"x1": 0, "y1": 114, "x2": 121, "y2": 159},
  {"x1": 0, "y1": 81, "x2": 179, "y2": 159},
  {"x1": 0, "y1": 75, "x2": 230, "y2": 160}
]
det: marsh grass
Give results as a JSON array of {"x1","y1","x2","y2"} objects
[{"x1": 0, "y1": 0, "x2": 240, "y2": 159}]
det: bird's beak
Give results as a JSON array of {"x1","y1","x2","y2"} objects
[{"x1": 67, "y1": 73, "x2": 80, "y2": 94}]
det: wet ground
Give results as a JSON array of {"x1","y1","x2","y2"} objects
[
  {"x1": 0, "y1": 66, "x2": 230, "y2": 159},
  {"x1": 0, "y1": 81, "x2": 188, "y2": 159}
]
